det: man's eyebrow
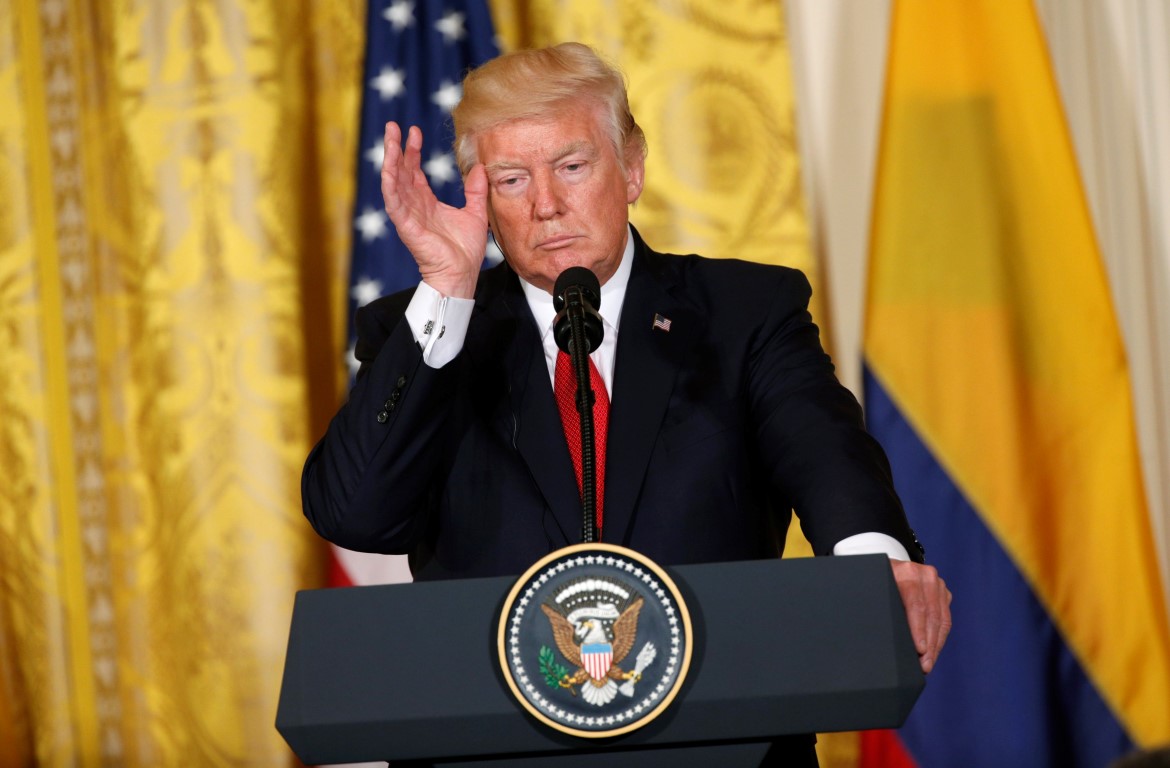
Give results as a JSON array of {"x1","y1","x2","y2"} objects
[
  {"x1": 484, "y1": 160, "x2": 526, "y2": 173},
  {"x1": 550, "y1": 140, "x2": 594, "y2": 161},
  {"x1": 484, "y1": 141, "x2": 597, "y2": 173}
]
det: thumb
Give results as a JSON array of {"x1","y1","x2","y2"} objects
[{"x1": 464, "y1": 164, "x2": 489, "y2": 224}]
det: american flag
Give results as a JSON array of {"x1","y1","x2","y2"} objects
[{"x1": 334, "y1": 0, "x2": 498, "y2": 588}]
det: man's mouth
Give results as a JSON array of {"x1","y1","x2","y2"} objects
[{"x1": 535, "y1": 234, "x2": 580, "y2": 250}]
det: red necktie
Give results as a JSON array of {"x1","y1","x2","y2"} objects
[{"x1": 553, "y1": 349, "x2": 608, "y2": 539}]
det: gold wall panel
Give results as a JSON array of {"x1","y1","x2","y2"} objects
[{"x1": 0, "y1": 0, "x2": 363, "y2": 764}]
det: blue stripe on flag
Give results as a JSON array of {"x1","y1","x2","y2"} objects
[{"x1": 863, "y1": 366, "x2": 1133, "y2": 768}]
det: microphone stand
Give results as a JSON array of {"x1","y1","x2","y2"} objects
[
  {"x1": 553, "y1": 268, "x2": 604, "y2": 544},
  {"x1": 563, "y1": 285, "x2": 599, "y2": 544}
]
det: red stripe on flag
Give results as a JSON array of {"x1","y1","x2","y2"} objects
[
  {"x1": 860, "y1": 730, "x2": 919, "y2": 768},
  {"x1": 328, "y1": 550, "x2": 355, "y2": 588}
]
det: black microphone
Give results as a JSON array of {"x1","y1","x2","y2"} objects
[
  {"x1": 551, "y1": 267, "x2": 604, "y2": 544},
  {"x1": 552, "y1": 267, "x2": 603, "y2": 355}
]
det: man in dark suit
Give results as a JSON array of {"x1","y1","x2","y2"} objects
[{"x1": 302, "y1": 42, "x2": 949, "y2": 687}]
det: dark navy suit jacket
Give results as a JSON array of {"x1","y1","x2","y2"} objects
[{"x1": 302, "y1": 229, "x2": 921, "y2": 580}]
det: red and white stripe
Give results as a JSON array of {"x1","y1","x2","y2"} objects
[
  {"x1": 582, "y1": 648, "x2": 613, "y2": 681},
  {"x1": 328, "y1": 547, "x2": 412, "y2": 588}
]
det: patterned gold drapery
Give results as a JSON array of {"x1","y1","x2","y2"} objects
[{"x1": 0, "y1": 1, "x2": 362, "y2": 764}]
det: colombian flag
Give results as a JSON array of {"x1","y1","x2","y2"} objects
[{"x1": 863, "y1": 2, "x2": 1170, "y2": 766}]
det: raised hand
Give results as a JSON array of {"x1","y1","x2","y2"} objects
[{"x1": 381, "y1": 122, "x2": 490, "y2": 299}]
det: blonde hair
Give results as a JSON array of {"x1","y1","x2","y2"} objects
[{"x1": 452, "y1": 42, "x2": 647, "y2": 173}]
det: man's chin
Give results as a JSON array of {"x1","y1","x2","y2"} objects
[
  {"x1": 523, "y1": 258, "x2": 588, "y2": 291},
  {"x1": 505, "y1": 248, "x2": 614, "y2": 293}
]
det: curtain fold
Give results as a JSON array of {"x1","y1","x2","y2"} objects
[{"x1": 0, "y1": 1, "x2": 363, "y2": 764}]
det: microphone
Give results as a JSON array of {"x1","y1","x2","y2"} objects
[
  {"x1": 552, "y1": 267, "x2": 603, "y2": 355},
  {"x1": 551, "y1": 267, "x2": 604, "y2": 544}
]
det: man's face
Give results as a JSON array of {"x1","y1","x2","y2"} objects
[{"x1": 476, "y1": 102, "x2": 645, "y2": 294}]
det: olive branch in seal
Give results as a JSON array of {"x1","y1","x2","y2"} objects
[{"x1": 538, "y1": 645, "x2": 571, "y2": 690}]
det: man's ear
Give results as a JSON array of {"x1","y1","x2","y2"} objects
[{"x1": 624, "y1": 148, "x2": 646, "y2": 205}]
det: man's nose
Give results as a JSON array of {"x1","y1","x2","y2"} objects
[{"x1": 532, "y1": 175, "x2": 564, "y2": 220}]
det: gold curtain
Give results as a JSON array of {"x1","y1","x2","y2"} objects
[
  {"x1": 487, "y1": 2, "x2": 855, "y2": 764},
  {"x1": 0, "y1": 0, "x2": 362, "y2": 764}
]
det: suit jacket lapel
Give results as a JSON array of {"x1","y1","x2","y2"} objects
[
  {"x1": 485, "y1": 271, "x2": 579, "y2": 548},
  {"x1": 603, "y1": 238, "x2": 699, "y2": 546}
]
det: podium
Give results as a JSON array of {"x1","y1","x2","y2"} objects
[{"x1": 276, "y1": 554, "x2": 923, "y2": 766}]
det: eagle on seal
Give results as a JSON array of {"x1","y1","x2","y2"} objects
[{"x1": 540, "y1": 597, "x2": 645, "y2": 706}]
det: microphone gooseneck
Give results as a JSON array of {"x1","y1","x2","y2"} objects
[{"x1": 552, "y1": 267, "x2": 604, "y2": 544}]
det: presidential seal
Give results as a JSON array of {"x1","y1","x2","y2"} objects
[{"x1": 497, "y1": 543, "x2": 693, "y2": 738}]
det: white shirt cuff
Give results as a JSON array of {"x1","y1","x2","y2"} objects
[
  {"x1": 832, "y1": 532, "x2": 911, "y2": 562},
  {"x1": 403, "y1": 281, "x2": 474, "y2": 368}
]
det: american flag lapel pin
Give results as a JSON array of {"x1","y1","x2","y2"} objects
[{"x1": 652, "y1": 313, "x2": 672, "y2": 332}]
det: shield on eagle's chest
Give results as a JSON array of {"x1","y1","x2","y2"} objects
[{"x1": 580, "y1": 643, "x2": 613, "y2": 682}]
